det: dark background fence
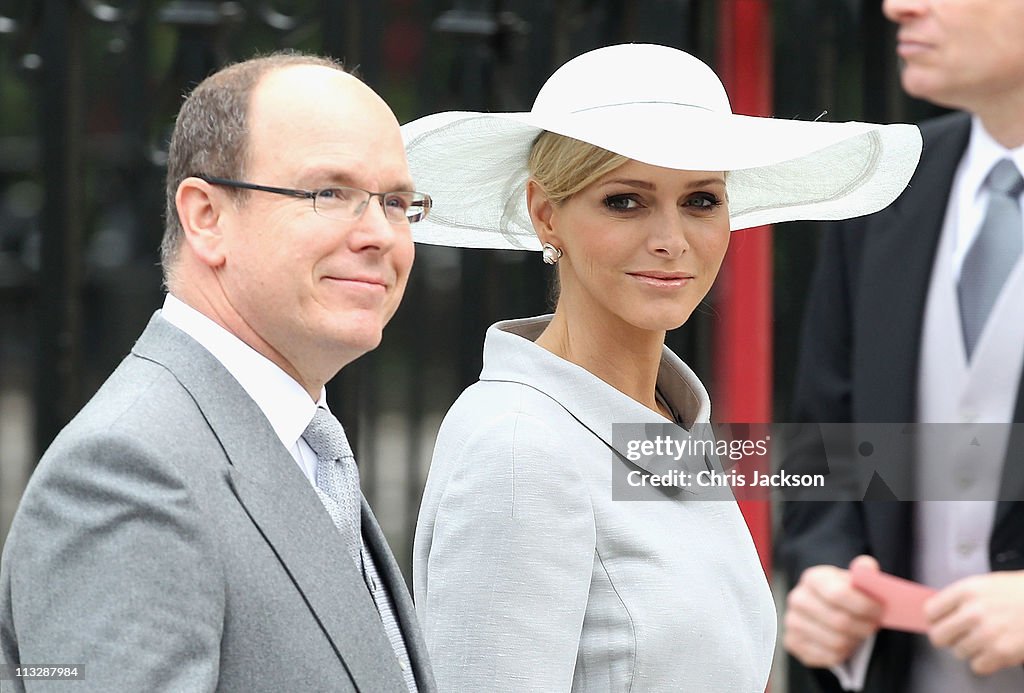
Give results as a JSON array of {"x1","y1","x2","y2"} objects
[
  {"x1": 0, "y1": 5, "x2": 942, "y2": 688},
  {"x1": 0, "y1": 0, "x2": 723, "y2": 560}
]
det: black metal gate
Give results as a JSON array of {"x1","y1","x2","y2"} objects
[{"x1": 0, "y1": 0, "x2": 942, "y2": 590}]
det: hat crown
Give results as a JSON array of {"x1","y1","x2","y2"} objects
[{"x1": 532, "y1": 43, "x2": 732, "y2": 117}]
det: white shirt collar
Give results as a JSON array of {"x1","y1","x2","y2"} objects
[
  {"x1": 160, "y1": 293, "x2": 324, "y2": 453},
  {"x1": 950, "y1": 118, "x2": 1024, "y2": 275},
  {"x1": 961, "y1": 117, "x2": 1024, "y2": 202}
]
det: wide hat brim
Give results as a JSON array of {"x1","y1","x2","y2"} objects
[{"x1": 402, "y1": 46, "x2": 923, "y2": 251}]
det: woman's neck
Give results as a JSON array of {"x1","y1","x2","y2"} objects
[{"x1": 535, "y1": 307, "x2": 670, "y2": 419}]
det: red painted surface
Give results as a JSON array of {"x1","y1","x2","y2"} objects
[{"x1": 714, "y1": 0, "x2": 774, "y2": 582}]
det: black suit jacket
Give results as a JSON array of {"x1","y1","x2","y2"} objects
[{"x1": 780, "y1": 111, "x2": 1024, "y2": 692}]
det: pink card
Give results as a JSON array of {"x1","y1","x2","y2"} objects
[{"x1": 850, "y1": 564, "x2": 937, "y2": 634}]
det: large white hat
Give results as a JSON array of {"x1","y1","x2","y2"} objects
[{"x1": 402, "y1": 43, "x2": 922, "y2": 251}]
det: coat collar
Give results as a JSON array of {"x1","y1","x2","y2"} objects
[
  {"x1": 478, "y1": 315, "x2": 713, "y2": 480},
  {"x1": 131, "y1": 312, "x2": 429, "y2": 693}
]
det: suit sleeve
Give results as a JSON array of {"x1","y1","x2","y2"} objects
[
  {"x1": 1, "y1": 430, "x2": 225, "y2": 692},
  {"x1": 778, "y1": 222, "x2": 871, "y2": 693},
  {"x1": 780, "y1": 220, "x2": 870, "y2": 578},
  {"x1": 418, "y1": 411, "x2": 596, "y2": 692}
]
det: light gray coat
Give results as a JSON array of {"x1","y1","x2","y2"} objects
[
  {"x1": 0, "y1": 313, "x2": 434, "y2": 692},
  {"x1": 414, "y1": 316, "x2": 776, "y2": 692}
]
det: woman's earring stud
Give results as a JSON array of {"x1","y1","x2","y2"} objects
[{"x1": 542, "y1": 243, "x2": 563, "y2": 265}]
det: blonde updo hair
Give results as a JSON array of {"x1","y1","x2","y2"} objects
[
  {"x1": 527, "y1": 131, "x2": 628, "y2": 204},
  {"x1": 527, "y1": 132, "x2": 628, "y2": 305}
]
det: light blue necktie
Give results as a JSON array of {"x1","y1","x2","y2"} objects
[
  {"x1": 302, "y1": 408, "x2": 419, "y2": 691},
  {"x1": 302, "y1": 407, "x2": 362, "y2": 567},
  {"x1": 958, "y1": 158, "x2": 1024, "y2": 359}
]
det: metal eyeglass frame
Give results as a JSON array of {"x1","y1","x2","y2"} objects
[{"x1": 196, "y1": 175, "x2": 432, "y2": 224}]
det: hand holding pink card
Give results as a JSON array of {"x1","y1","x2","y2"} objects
[{"x1": 850, "y1": 563, "x2": 937, "y2": 634}]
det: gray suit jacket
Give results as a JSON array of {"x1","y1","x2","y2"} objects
[
  {"x1": 414, "y1": 316, "x2": 776, "y2": 692},
  {"x1": 0, "y1": 313, "x2": 434, "y2": 692}
]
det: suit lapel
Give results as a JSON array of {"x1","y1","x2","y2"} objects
[
  {"x1": 995, "y1": 378, "x2": 1024, "y2": 529},
  {"x1": 996, "y1": 236, "x2": 1024, "y2": 525},
  {"x1": 361, "y1": 502, "x2": 434, "y2": 691},
  {"x1": 852, "y1": 115, "x2": 970, "y2": 571},
  {"x1": 132, "y1": 313, "x2": 408, "y2": 693},
  {"x1": 856, "y1": 113, "x2": 971, "y2": 424}
]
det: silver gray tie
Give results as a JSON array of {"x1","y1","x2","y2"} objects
[
  {"x1": 302, "y1": 407, "x2": 362, "y2": 567},
  {"x1": 958, "y1": 158, "x2": 1024, "y2": 359},
  {"x1": 304, "y1": 409, "x2": 418, "y2": 691}
]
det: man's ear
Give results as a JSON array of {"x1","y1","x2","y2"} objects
[
  {"x1": 527, "y1": 179, "x2": 559, "y2": 246},
  {"x1": 176, "y1": 177, "x2": 228, "y2": 268}
]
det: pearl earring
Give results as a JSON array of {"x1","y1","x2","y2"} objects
[{"x1": 542, "y1": 243, "x2": 563, "y2": 265}]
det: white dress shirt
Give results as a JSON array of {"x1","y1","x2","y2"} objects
[
  {"x1": 950, "y1": 121, "x2": 1024, "y2": 280},
  {"x1": 160, "y1": 293, "x2": 324, "y2": 484}
]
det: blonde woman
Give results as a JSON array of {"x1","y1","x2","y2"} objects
[{"x1": 402, "y1": 44, "x2": 922, "y2": 691}]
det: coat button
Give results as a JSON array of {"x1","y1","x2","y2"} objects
[
  {"x1": 956, "y1": 470, "x2": 975, "y2": 489},
  {"x1": 957, "y1": 541, "x2": 979, "y2": 556},
  {"x1": 994, "y1": 550, "x2": 1021, "y2": 564}
]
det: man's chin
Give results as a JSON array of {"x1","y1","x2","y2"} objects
[{"x1": 334, "y1": 325, "x2": 384, "y2": 359}]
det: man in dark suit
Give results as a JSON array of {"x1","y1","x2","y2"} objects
[
  {"x1": 0, "y1": 53, "x2": 435, "y2": 691},
  {"x1": 780, "y1": 1, "x2": 1024, "y2": 691}
]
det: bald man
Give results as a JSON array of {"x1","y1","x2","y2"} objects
[{"x1": 0, "y1": 54, "x2": 435, "y2": 692}]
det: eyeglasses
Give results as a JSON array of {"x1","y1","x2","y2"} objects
[{"x1": 197, "y1": 175, "x2": 432, "y2": 224}]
